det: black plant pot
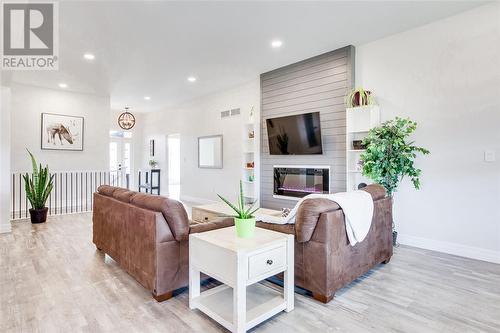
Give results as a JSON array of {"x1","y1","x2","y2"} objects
[
  {"x1": 29, "y1": 207, "x2": 48, "y2": 224},
  {"x1": 392, "y1": 231, "x2": 398, "y2": 246}
]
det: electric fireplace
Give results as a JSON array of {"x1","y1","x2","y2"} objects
[{"x1": 273, "y1": 165, "x2": 330, "y2": 200}]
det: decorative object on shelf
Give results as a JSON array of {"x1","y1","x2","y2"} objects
[
  {"x1": 246, "y1": 161, "x2": 254, "y2": 169},
  {"x1": 248, "y1": 174, "x2": 254, "y2": 182},
  {"x1": 352, "y1": 140, "x2": 366, "y2": 150},
  {"x1": 23, "y1": 150, "x2": 54, "y2": 223},
  {"x1": 356, "y1": 159, "x2": 364, "y2": 171},
  {"x1": 118, "y1": 107, "x2": 136, "y2": 130},
  {"x1": 41, "y1": 113, "x2": 84, "y2": 151},
  {"x1": 198, "y1": 135, "x2": 223, "y2": 169},
  {"x1": 149, "y1": 159, "x2": 158, "y2": 169},
  {"x1": 345, "y1": 87, "x2": 374, "y2": 108},
  {"x1": 149, "y1": 139, "x2": 155, "y2": 157},
  {"x1": 217, "y1": 181, "x2": 259, "y2": 238},
  {"x1": 248, "y1": 130, "x2": 255, "y2": 139},
  {"x1": 360, "y1": 117, "x2": 430, "y2": 245}
]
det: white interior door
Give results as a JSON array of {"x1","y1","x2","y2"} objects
[
  {"x1": 109, "y1": 138, "x2": 132, "y2": 188},
  {"x1": 167, "y1": 134, "x2": 180, "y2": 199}
]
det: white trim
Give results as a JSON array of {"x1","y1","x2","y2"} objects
[
  {"x1": 398, "y1": 234, "x2": 500, "y2": 264},
  {"x1": 180, "y1": 194, "x2": 218, "y2": 205},
  {"x1": 273, "y1": 165, "x2": 330, "y2": 169},
  {"x1": 0, "y1": 222, "x2": 12, "y2": 234},
  {"x1": 272, "y1": 194, "x2": 300, "y2": 201}
]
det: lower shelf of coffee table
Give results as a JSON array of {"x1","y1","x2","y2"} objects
[{"x1": 192, "y1": 283, "x2": 286, "y2": 331}]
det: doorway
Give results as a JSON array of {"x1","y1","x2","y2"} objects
[
  {"x1": 167, "y1": 134, "x2": 180, "y2": 200},
  {"x1": 109, "y1": 131, "x2": 133, "y2": 189}
]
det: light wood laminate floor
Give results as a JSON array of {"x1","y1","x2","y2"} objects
[{"x1": 1, "y1": 213, "x2": 499, "y2": 333}]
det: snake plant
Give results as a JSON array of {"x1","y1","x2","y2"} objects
[
  {"x1": 23, "y1": 150, "x2": 54, "y2": 210},
  {"x1": 217, "y1": 181, "x2": 258, "y2": 219}
]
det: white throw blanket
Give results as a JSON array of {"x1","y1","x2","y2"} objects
[{"x1": 255, "y1": 191, "x2": 374, "y2": 246}]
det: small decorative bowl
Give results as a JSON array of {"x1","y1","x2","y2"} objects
[{"x1": 352, "y1": 140, "x2": 366, "y2": 150}]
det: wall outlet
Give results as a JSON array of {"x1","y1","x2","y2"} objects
[{"x1": 484, "y1": 150, "x2": 496, "y2": 162}]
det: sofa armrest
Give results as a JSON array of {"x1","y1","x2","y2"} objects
[
  {"x1": 189, "y1": 217, "x2": 234, "y2": 234},
  {"x1": 361, "y1": 184, "x2": 386, "y2": 201},
  {"x1": 295, "y1": 198, "x2": 340, "y2": 243}
]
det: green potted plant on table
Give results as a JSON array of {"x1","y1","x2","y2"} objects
[
  {"x1": 217, "y1": 181, "x2": 259, "y2": 238},
  {"x1": 360, "y1": 117, "x2": 430, "y2": 245},
  {"x1": 23, "y1": 150, "x2": 54, "y2": 224}
]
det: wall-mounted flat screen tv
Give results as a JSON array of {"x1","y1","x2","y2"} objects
[{"x1": 266, "y1": 112, "x2": 323, "y2": 155}]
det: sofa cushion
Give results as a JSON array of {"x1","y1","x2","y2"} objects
[
  {"x1": 130, "y1": 193, "x2": 189, "y2": 241},
  {"x1": 256, "y1": 222, "x2": 296, "y2": 235},
  {"x1": 113, "y1": 188, "x2": 136, "y2": 203},
  {"x1": 97, "y1": 185, "x2": 118, "y2": 197}
]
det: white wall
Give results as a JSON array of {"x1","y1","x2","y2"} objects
[
  {"x1": 140, "y1": 79, "x2": 260, "y2": 203},
  {"x1": 355, "y1": 3, "x2": 500, "y2": 263},
  {"x1": 10, "y1": 84, "x2": 110, "y2": 172},
  {"x1": 0, "y1": 86, "x2": 12, "y2": 233}
]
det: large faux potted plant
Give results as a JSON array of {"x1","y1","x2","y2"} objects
[
  {"x1": 217, "y1": 181, "x2": 258, "y2": 238},
  {"x1": 360, "y1": 117, "x2": 429, "y2": 245},
  {"x1": 23, "y1": 150, "x2": 54, "y2": 224}
]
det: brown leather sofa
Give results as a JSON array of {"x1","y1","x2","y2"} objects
[
  {"x1": 257, "y1": 184, "x2": 393, "y2": 303},
  {"x1": 92, "y1": 185, "x2": 233, "y2": 301},
  {"x1": 93, "y1": 184, "x2": 392, "y2": 304}
]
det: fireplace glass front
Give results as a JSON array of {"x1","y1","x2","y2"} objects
[{"x1": 273, "y1": 166, "x2": 330, "y2": 199}]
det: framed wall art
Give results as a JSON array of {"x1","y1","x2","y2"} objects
[{"x1": 41, "y1": 113, "x2": 84, "y2": 151}]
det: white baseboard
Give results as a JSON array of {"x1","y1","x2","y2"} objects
[
  {"x1": 180, "y1": 195, "x2": 218, "y2": 205},
  {"x1": 0, "y1": 222, "x2": 12, "y2": 234},
  {"x1": 398, "y1": 234, "x2": 500, "y2": 264}
]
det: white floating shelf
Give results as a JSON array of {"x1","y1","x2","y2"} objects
[
  {"x1": 346, "y1": 105, "x2": 380, "y2": 191},
  {"x1": 242, "y1": 108, "x2": 259, "y2": 204}
]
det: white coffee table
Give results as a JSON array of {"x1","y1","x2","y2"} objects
[{"x1": 189, "y1": 226, "x2": 294, "y2": 333}]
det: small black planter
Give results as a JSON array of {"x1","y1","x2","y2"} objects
[
  {"x1": 392, "y1": 230, "x2": 398, "y2": 246},
  {"x1": 29, "y1": 207, "x2": 48, "y2": 224}
]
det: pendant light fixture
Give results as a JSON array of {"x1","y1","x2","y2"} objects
[{"x1": 118, "y1": 106, "x2": 136, "y2": 130}]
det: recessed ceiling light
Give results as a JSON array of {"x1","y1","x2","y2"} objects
[
  {"x1": 187, "y1": 76, "x2": 197, "y2": 83},
  {"x1": 83, "y1": 53, "x2": 95, "y2": 60},
  {"x1": 58, "y1": 83, "x2": 68, "y2": 88},
  {"x1": 271, "y1": 40, "x2": 283, "y2": 48},
  {"x1": 144, "y1": 96, "x2": 151, "y2": 100}
]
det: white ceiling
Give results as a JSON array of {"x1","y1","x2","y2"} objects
[{"x1": 6, "y1": 1, "x2": 486, "y2": 112}]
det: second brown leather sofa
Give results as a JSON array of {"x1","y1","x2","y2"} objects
[{"x1": 92, "y1": 185, "x2": 233, "y2": 301}]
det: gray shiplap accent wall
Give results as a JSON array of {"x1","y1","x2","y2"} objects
[{"x1": 260, "y1": 46, "x2": 355, "y2": 209}]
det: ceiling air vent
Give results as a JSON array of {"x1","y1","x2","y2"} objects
[
  {"x1": 230, "y1": 108, "x2": 241, "y2": 116},
  {"x1": 221, "y1": 110, "x2": 230, "y2": 118}
]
